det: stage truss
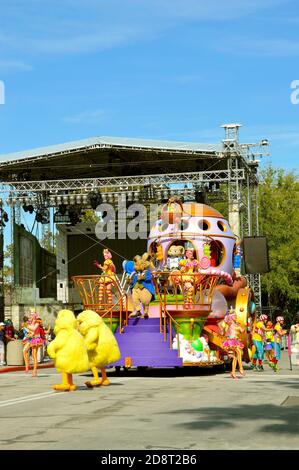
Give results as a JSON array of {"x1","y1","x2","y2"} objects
[{"x1": 0, "y1": 125, "x2": 269, "y2": 310}]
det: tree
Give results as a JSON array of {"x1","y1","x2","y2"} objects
[
  {"x1": 3, "y1": 243, "x2": 13, "y2": 296},
  {"x1": 40, "y1": 229, "x2": 57, "y2": 253},
  {"x1": 80, "y1": 209, "x2": 100, "y2": 223},
  {"x1": 259, "y1": 166, "x2": 299, "y2": 323}
]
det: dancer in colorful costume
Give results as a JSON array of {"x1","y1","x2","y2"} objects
[
  {"x1": 77, "y1": 310, "x2": 121, "y2": 387},
  {"x1": 22, "y1": 311, "x2": 45, "y2": 377},
  {"x1": 179, "y1": 247, "x2": 198, "y2": 308},
  {"x1": 264, "y1": 320, "x2": 275, "y2": 367},
  {"x1": 47, "y1": 309, "x2": 89, "y2": 391},
  {"x1": 251, "y1": 314, "x2": 267, "y2": 371},
  {"x1": 272, "y1": 316, "x2": 287, "y2": 372},
  {"x1": 95, "y1": 249, "x2": 116, "y2": 307},
  {"x1": 220, "y1": 308, "x2": 245, "y2": 379}
]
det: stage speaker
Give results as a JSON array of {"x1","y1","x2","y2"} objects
[{"x1": 243, "y1": 236, "x2": 270, "y2": 274}]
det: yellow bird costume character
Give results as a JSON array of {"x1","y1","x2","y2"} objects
[
  {"x1": 47, "y1": 309, "x2": 89, "y2": 391},
  {"x1": 77, "y1": 310, "x2": 121, "y2": 387}
]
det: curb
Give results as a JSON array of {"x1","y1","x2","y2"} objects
[{"x1": 0, "y1": 362, "x2": 54, "y2": 374}]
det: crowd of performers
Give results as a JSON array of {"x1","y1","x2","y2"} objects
[
  {"x1": 94, "y1": 244, "x2": 214, "y2": 314},
  {"x1": 15, "y1": 306, "x2": 289, "y2": 384},
  {"x1": 0, "y1": 247, "x2": 291, "y2": 382},
  {"x1": 91, "y1": 247, "x2": 289, "y2": 376},
  {"x1": 251, "y1": 314, "x2": 287, "y2": 372},
  {"x1": 219, "y1": 309, "x2": 288, "y2": 378}
]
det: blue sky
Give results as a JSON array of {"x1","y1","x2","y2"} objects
[{"x1": 0, "y1": 0, "x2": 299, "y2": 171}]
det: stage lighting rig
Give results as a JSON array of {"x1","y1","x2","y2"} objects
[
  {"x1": 35, "y1": 208, "x2": 50, "y2": 224},
  {"x1": 88, "y1": 191, "x2": 102, "y2": 210},
  {"x1": 23, "y1": 204, "x2": 34, "y2": 214},
  {"x1": 58, "y1": 204, "x2": 67, "y2": 216},
  {"x1": 0, "y1": 210, "x2": 9, "y2": 227}
]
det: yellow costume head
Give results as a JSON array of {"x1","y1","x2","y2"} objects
[
  {"x1": 54, "y1": 309, "x2": 77, "y2": 335},
  {"x1": 77, "y1": 309, "x2": 121, "y2": 367},
  {"x1": 77, "y1": 309, "x2": 102, "y2": 335}
]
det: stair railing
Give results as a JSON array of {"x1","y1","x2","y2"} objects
[{"x1": 72, "y1": 274, "x2": 128, "y2": 333}]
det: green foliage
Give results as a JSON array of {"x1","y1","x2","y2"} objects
[
  {"x1": 40, "y1": 230, "x2": 56, "y2": 253},
  {"x1": 80, "y1": 209, "x2": 100, "y2": 223},
  {"x1": 259, "y1": 166, "x2": 299, "y2": 320},
  {"x1": 3, "y1": 243, "x2": 13, "y2": 292}
]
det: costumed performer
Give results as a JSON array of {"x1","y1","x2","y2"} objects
[
  {"x1": 77, "y1": 309, "x2": 121, "y2": 387},
  {"x1": 94, "y1": 248, "x2": 117, "y2": 307},
  {"x1": 179, "y1": 246, "x2": 198, "y2": 308},
  {"x1": 272, "y1": 316, "x2": 287, "y2": 372},
  {"x1": 47, "y1": 309, "x2": 89, "y2": 391},
  {"x1": 22, "y1": 310, "x2": 45, "y2": 377},
  {"x1": 220, "y1": 308, "x2": 245, "y2": 379},
  {"x1": 251, "y1": 314, "x2": 267, "y2": 371}
]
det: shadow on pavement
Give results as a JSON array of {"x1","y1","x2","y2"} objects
[{"x1": 161, "y1": 403, "x2": 299, "y2": 434}]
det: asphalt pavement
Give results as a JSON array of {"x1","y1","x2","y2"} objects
[{"x1": 0, "y1": 351, "x2": 298, "y2": 450}]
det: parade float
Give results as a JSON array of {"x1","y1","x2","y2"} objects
[{"x1": 73, "y1": 199, "x2": 256, "y2": 370}]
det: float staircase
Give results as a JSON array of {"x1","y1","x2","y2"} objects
[{"x1": 110, "y1": 317, "x2": 183, "y2": 368}]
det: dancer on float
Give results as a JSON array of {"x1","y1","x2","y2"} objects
[
  {"x1": 94, "y1": 249, "x2": 117, "y2": 308},
  {"x1": 220, "y1": 307, "x2": 245, "y2": 379},
  {"x1": 179, "y1": 245, "x2": 198, "y2": 309},
  {"x1": 251, "y1": 314, "x2": 267, "y2": 372},
  {"x1": 272, "y1": 316, "x2": 287, "y2": 372},
  {"x1": 22, "y1": 310, "x2": 45, "y2": 376}
]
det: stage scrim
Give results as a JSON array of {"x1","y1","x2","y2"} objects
[
  {"x1": 13, "y1": 223, "x2": 56, "y2": 298},
  {"x1": 67, "y1": 233, "x2": 147, "y2": 277}
]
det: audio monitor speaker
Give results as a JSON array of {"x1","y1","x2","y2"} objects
[{"x1": 243, "y1": 236, "x2": 270, "y2": 274}]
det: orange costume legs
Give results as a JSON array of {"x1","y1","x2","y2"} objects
[
  {"x1": 98, "y1": 283, "x2": 113, "y2": 306},
  {"x1": 31, "y1": 347, "x2": 38, "y2": 377},
  {"x1": 85, "y1": 366, "x2": 110, "y2": 388},
  {"x1": 184, "y1": 283, "x2": 194, "y2": 308},
  {"x1": 53, "y1": 372, "x2": 76, "y2": 391}
]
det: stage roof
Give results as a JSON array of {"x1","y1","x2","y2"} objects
[{"x1": 0, "y1": 135, "x2": 228, "y2": 182}]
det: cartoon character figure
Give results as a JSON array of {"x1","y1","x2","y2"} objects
[
  {"x1": 167, "y1": 245, "x2": 185, "y2": 270},
  {"x1": 129, "y1": 253, "x2": 155, "y2": 319},
  {"x1": 77, "y1": 310, "x2": 121, "y2": 387},
  {"x1": 94, "y1": 249, "x2": 116, "y2": 307},
  {"x1": 179, "y1": 247, "x2": 198, "y2": 309},
  {"x1": 251, "y1": 314, "x2": 267, "y2": 371},
  {"x1": 220, "y1": 308, "x2": 245, "y2": 379},
  {"x1": 22, "y1": 310, "x2": 45, "y2": 377},
  {"x1": 47, "y1": 309, "x2": 89, "y2": 391}
]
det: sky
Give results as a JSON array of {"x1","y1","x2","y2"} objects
[{"x1": 0, "y1": 0, "x2": 299, "y2": 172}]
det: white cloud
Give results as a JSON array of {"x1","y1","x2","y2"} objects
[
  {"x1": 0, "y1": 0, "x2": 287, "y2": 55},
  {"x1": 214, "y1": 38, "x2": 299, "y2": 57},
  {"x1": 0, "y1": 60, "x2": 33, "y2": 72},
  {"x1": 63, "y1": 109, "x2": 107, "y2": 123}
]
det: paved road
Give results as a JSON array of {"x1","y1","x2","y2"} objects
[{"x1": 0, "y1": 352, "x2": 298, "y2": 450}]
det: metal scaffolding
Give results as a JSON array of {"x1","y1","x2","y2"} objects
[{"x1": 0, "y1": 125, "x2": 269, "y2": 309}]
